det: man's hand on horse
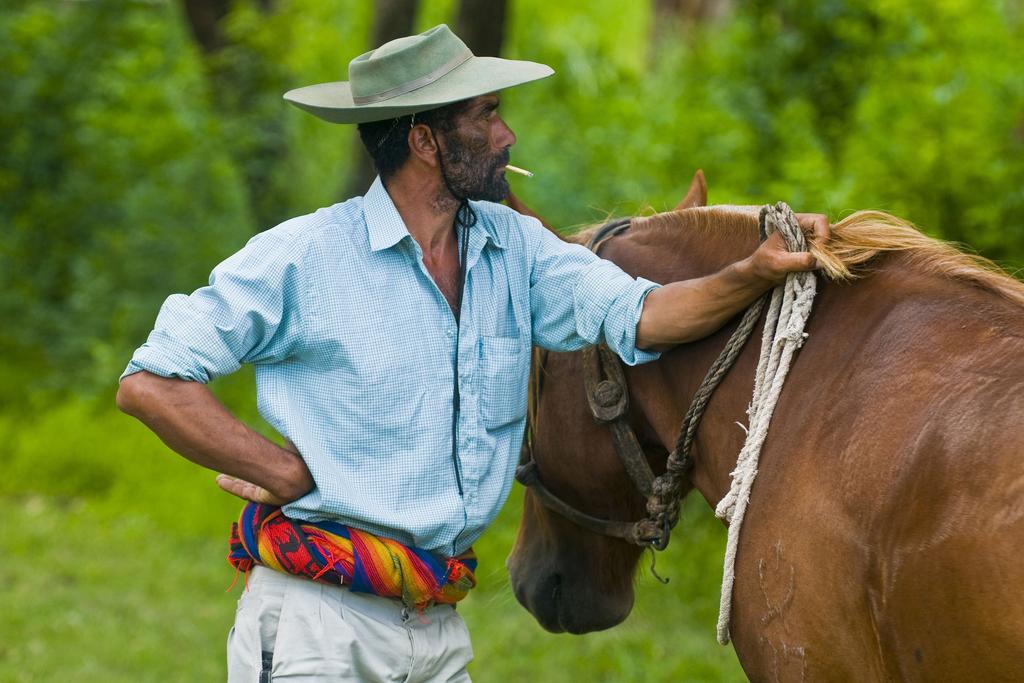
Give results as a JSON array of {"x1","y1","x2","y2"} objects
[
  {"x1": 797, "y1": 212, "x2": 830, "y2": 244},
  {"x1": 749, "y1": 212, "x2": 830, "y2": 284}
]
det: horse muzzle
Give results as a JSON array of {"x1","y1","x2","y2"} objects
[{"x1": 508, "y1": 563, "x2": 635, "y2": 634}]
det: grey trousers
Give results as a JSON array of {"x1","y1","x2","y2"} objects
[{"x1": 227, "y1": 566, "x2": 473, "y2": 682}]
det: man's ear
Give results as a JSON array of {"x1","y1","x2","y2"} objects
[{"x1": 408, "y1": 124, "x2": 439, "y2": 167}]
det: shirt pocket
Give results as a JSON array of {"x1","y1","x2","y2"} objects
[{"x1": 478, "y1": 335, "x2": 528, "y2": 430}]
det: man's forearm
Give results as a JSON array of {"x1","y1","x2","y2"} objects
[
  {"x1": 634, "y1": 213, "x2": 825, "y2": 351},
  {"x1": 635, "y1": 257, "x2": 772, "y2": 351},
  {"x1": 116, "y1": 371, "x2": 312, "y2": 501}
]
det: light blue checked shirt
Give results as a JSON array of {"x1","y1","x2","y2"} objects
[{"x1": 123, "y1": 178, "x2": 660, "y2": 555}]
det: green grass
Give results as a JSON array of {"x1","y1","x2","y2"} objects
[
  {"x1": 0, "y1": 370, "x2": 744, "y2": 681},
  {"x1": 0, "y1": 496, "x2": 230, "y2": 683}
]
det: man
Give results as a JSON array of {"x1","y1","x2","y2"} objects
[{"x1": 117, "y1": 24, "x2": 827, "y2": 682}]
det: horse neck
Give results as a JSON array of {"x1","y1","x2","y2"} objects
[
  {"x1": 629, "y1": 311, "x2": 764, "y2": 511},
  {"x1": 610, "y1": 216, "x2": 766, "y2": 508}
]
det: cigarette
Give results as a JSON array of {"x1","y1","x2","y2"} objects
[{"x1": 504, "y1": 164, "x2": 534, "y2": 178}]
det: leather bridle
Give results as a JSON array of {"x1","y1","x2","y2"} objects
[
  {"x1": 515, "y1": 217, "x2": 768, "y2": 551},
  {"x1": 516, "y1": 340, "x2": 670, "y2": 546}
]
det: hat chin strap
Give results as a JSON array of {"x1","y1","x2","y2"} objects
[{"x1": 431, "y1": 127, "x2": 477, "y2": 230}]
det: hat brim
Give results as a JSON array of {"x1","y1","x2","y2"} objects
[{"x1": 283, "y1": 57, "x2": 554, "y2": 124}]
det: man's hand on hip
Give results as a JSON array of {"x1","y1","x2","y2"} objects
[
  {"x1": 216, "y1": 474, "x2": 295, "y2": 506},
  {"x1": 216, "y1": 438, "x2": 312, "y2": 506},
  {"x1": 116, "y1": 372, "x2": 314, "y2": 505}
]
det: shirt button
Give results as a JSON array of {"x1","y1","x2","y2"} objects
[{"x1": 445, "y1": 328, "x2": 455, "y2": 338}]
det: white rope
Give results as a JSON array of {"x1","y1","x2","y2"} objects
[{"x1": 714, "y1": 202, "x2": 818, "y2": 645}]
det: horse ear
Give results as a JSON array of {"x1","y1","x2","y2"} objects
[{"x1": 674, "y1": 169, "x2": 707, "y2": 210}]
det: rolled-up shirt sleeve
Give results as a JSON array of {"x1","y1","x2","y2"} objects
[
  {"x1": 527, "y1": 220, "x2": 661, "y2": 365},
  {"x1": 120, "y1": 231, "x2": 307, "y2": 383}
]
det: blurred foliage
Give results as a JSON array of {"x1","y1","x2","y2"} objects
[
  {"x1": 505, "y1": 0, "x2": 1024, "y2": 264},
  {"x1": 0, "y1": 0, "x2": 1021, "y2": 395},
  {"x1": 205, "y1": 0, "x2": 371, "y2": 226},
  {"x1": 0, "y1": 1, "x2": 255, "y2": 393}
]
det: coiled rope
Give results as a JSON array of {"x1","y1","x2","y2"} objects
[{"x1": 714, "y1": 202, "x2": 818, "y2": 644}]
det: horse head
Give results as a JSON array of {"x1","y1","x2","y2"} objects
[
  {"x1": 506, "y1": 171, "x2": 760, "y2": 634},
  {"x1": 507, "y1": 342, "x2": 653, "y2": 633}
]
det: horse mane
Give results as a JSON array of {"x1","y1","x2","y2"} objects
[{"x1": 572, "y1": 207, "x2": 1024, "y2": 307}]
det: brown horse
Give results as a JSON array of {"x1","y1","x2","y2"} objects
[{"x1": 507, "y1": 174, "x2": 1024, "y2": 681}]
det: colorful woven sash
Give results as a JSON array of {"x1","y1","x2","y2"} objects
[{"x1": 228, "y1": 503, "x2": 477, "y2": 609}]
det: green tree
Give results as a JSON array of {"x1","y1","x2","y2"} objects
[{"x1": 0, "y1": 1, "x2": 253, "y2": 392}]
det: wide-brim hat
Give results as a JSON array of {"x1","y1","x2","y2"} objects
[{"x1": 283, "y1": 24, "x2": 554, "y2": 124}]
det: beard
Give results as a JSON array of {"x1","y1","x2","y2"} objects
[{"x1": 438, "y1": 130, "x2": 511, "y2": 203}]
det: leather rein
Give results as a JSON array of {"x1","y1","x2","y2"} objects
[{"x1": 515, "y1": 217, "x2": 768, "y2": 551}]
